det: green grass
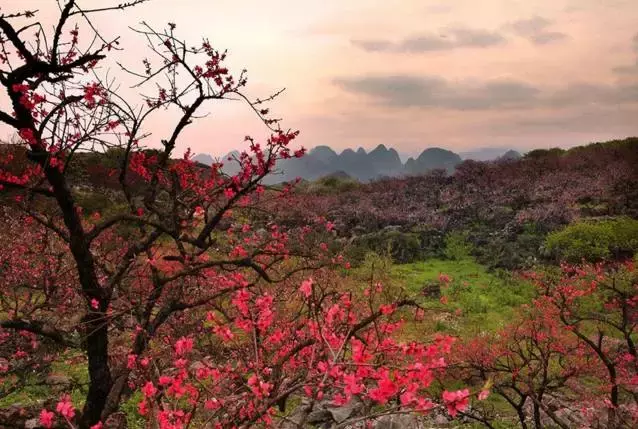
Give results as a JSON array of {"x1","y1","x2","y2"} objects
[
  {"x1": 391, "y1": 258, "x2": 535, "y2": 336},
  {"x1": 0, "y1": 353, "x2": 145, "y2": 428},
  {"x1": 0, "y1": 382, "x2": 50, "y2": 408},
  {"x1": 0, "y1": 351, "x2": 88, "y2": 409},
  {"x1": 121, "y1": 391, "x2": 145, "y2": 429}
]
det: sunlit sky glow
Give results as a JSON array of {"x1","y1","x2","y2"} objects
[{"x1": 2, "y1": 0, "x2": 638, "y2": 157}]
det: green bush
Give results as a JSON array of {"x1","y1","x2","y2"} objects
[
  {"x1": 471, "y1": 223, "x2": 545, "y2": 270},
  {"x1": 307, "y1": 174, "x2": 360, "y2": 195},
  {"x1": 73, "y1": 189, "x2": 114, "y2": 214},
  {"x1": 443, "y1": 231, "x2": 473, "y2": 260},
  {"x1": 545, "y1": 217, "x2": 638, "y2": 263},
  {"x1": 121, "y1": 391, "x2": 145, "y2": 429},
  {"x1": 349, "y1": 230, "x2": 423, "y2": 264},
  {"x1": 414, "y1": 226, "x2": 445, "y2": 258},
  {"x1": 524, "y1": 147, "x2": 565, "y2": 159}
]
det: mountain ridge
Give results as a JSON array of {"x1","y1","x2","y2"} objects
[{"x1": 193, "y1": 145, "x2": 521, "y2": 183}]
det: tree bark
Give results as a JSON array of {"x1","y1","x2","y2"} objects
[{"x1": 80, "y1": 314, "x2": 113, "y2": 428}]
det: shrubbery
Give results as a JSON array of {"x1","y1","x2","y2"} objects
[
  {"x1": 348, "y1": 229, "x2": 423, "y2": 264},
  {"x1": 442, "y1": 231, "x2": 472, "y2": 261},
  {"x1": 348, "y1": 227, "x2": 455, "y2": 265},
  {"x1": 473, "y1": 223, "x2": 546, "y2": 270},
  {"x1": 306, "y1": 174, "x2": 360, "y2": 195},
  {"x1": 545, "y1": 217, "x2": 638, "y2": 263}
]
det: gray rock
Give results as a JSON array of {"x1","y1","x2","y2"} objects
[
  {"x1": 306, "y1": 408, "x2": 333, "y2": 424},
  {"x1": 328, "y1": 399, "x2": 362, "y2": 423},
  {"x1": 421, "y1": 282, "x2": 441, "y2": 299},
  {"x1": 25, "y1": 418, "x2": 39, "y2": 429},
  {"x1": 105, "y1": 411, "x2": 128, "y2": 429},
  {"x1": 375, "y1": 414, "x2": 422, "y2": 429},
  {"x1": 383, "y1": 225, "x2": 402, "y2": 232},
  {"x1": 431, "y1": 413, "x2": 449, "y2": 426},
  {"x1": 45, "y1": 374, "x2": 72, "y2": 387}
]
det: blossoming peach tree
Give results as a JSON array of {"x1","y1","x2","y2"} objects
[
  {"x1": 456, "y1": 262, "x2": 638, "y2": 429},
  {"x1": 0, "y1": 2, "x2": 474, "y2": 428}
]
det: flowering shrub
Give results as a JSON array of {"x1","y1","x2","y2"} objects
[{"x1": 457, "y1": 262, "x2": 638, "y2": 428}]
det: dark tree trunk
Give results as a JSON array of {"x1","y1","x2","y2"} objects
[
  {"x1": 515, "y1": 406, "x2": 529, "y2": 429},
  {"x1": 38, "y1": 155, "x2": 113, "y2": 428},
  {"x1": 608, "y1": 383, "x2": 619, "y2": 429},
  {"x1": 533, "y1": 403, "x2": 542, "y2": 429},
  {"x1": 80, "y1": 313, "x2": 113, "y2": 428}
]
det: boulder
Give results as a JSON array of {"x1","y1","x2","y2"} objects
[
  {"x1": 25, "y1": 418, "x2": 40, "y2": 429},
  {"x1": 45, "y1": 374, "x2": 73, "y2": 390},
  {"x1": 374, "y1": 414, "x2": 421, "y2": 429},
  {"x1": 105, "y1": 411, "x2": 128, "y2": 429}
]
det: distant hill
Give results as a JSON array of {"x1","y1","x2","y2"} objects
[
  {"x1": 405, "y1": 148, "x2": 461, "y2": 175},
  {"x1": 498, "y1": 150, "x2": 522, "y2": 161},
  {"x1": 368, "y1": 144, "x2": 404, "y2": 177},
  {"x1": 459, "y1": 147, "x2": 518, "y2": 161},
  {"x1": 193, "y1": 153, "x2": 214, "y2": 166},
  {"x1": 193, "y1": 144, "x2": 520, "y2": 183},
  {"x1": 322, "y1": 170, "x2": 352, "y2": 180}
]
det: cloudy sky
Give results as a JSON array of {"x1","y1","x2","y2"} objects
[{"x1": 3, "y1": 0, "x2": 638, "y2": 156}]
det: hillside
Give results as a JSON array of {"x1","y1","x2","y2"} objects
[{"x1": 275, "y1": 137, "x2": 638, "y2": 269}]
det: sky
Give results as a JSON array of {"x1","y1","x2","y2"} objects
[{"x1": 2, "y1": 0, "x2": 638, "y2": 157}]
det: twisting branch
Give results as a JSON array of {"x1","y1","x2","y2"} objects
[{"x1": 0, "y1": 319, "x2": 77, "y2": 348}]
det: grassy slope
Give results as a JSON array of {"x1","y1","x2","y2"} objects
[
  {"x1": 391, "y1": 258, "x2": 534, "y2": 427},
  {"x1": 391, "y1": 258, "x2": 535, "y2": 337}
]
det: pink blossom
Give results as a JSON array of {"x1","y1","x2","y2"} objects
[
  {"x1": 299, "y1": 278, "x2": 313, "y2": 298},
  {"x1": 56, "y1": 394, "x2": 75, "y2": 419},
  {"x1": 127, "y1": 353, "x2": 137, "y2": 369},
  {"x1": 174, "y1": 336, "x2": 194, "y2": 356},
  {"x1": 224, "y1": 187, "x2": 236, "y2": 199},
  {"x1": 442, "y1": 389, "x2": 470, "y2": 417},
  {"x1": 439, "y1": 273, "x2": 451, "y2": 284},
  {"x1": 379, "y1": 304, "x2": 395, "y2": 315},
  {"x1": 39, "y1": 410, "x2": 55, "y2": 428},
  {"x1": 368, "y1": 372, "x2": 398, "y2": 404},
  {"x1": 142, "y1": 381, "x2": 157, "y2": 397}
]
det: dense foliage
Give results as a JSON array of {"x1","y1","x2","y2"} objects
[{"x1": 545, "y1": 217, "x2": 638, "y2": 263}]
